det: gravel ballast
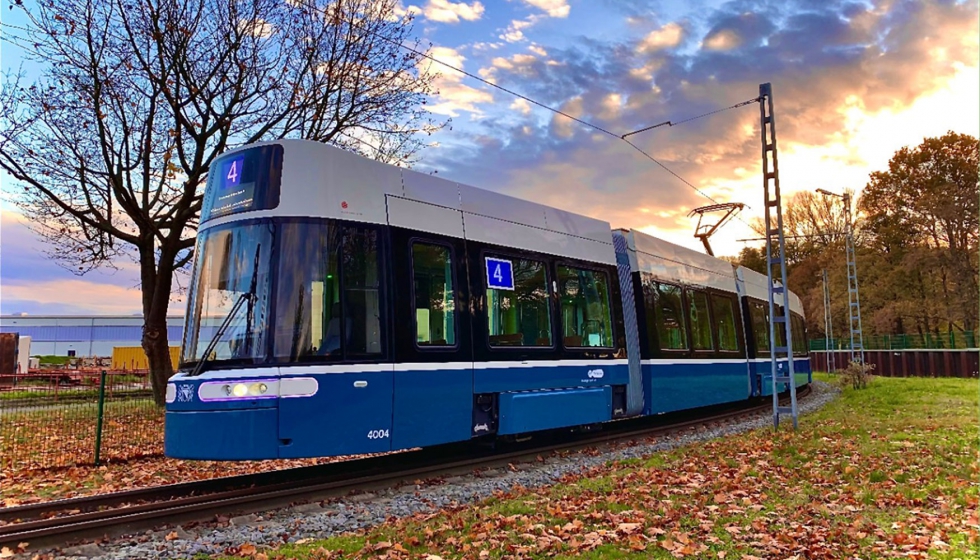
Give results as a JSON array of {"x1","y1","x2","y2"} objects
[{"x1": 43, "y1": 381, "x2": 838, "y2": 559}]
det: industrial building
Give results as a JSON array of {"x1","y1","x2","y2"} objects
[{"x1": 0, "y1": 315, "x2": 184, "y2": 357}]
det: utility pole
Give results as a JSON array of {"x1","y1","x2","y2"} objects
[
  {"x1": 759, "y1": 83, "x2": 798, "y2": 430},
  {"x1": 822, "y1": 268, "x2": 835, "y2": 373},
  {"x1": 816, "y1": 188, "x2": 864, "y2": 367}
]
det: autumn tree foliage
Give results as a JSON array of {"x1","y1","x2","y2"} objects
[
  {"x1": 0, "y1": 0, "x2": 443, "y2": 404},
  {"x1": 858, "y1": 131, "x2": 979, "y2": 336},
  {"x1": 727, "y1": 133, "x2": 978, "y2": 344}
]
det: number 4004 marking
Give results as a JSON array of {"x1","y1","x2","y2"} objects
[{"x1": 367, "y1": 429, "x2": 389, "y2": 439}]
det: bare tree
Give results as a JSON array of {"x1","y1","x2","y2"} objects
[
  {"x1": 749, "y1": 189, "x2": 851, "y2": 266},
  {"x1": 0, "y1": 0, "x2": 444, "y2": 404}
]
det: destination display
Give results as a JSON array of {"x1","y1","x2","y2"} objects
[{"x1": 202, "y1": 144, "x2": 283, "y2": 222}]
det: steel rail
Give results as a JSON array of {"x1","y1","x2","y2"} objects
[{"x1": 0, "y1": 386, "x2": 810, "y2": 549}]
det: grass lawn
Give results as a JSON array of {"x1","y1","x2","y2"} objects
[{"x1": 225, "y1": 375, "x2": 977, "y2": 559}]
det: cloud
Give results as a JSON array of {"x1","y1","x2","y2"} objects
[
  {"x1": 423, "y1": 46, "x2": 494, "y2": 117},
  {"x1": 1, "y1": 280, "x2": 148, "y2": 315},
  {"x1": 422, "y1": 0, "x2": 979, "y2": 257},
  {"x1": 423, "y1": 0, "x2": 484, "y2": 23},
  {"x1": 639, "y1": 22, "x2": 684, "y2": 52},
  {"x1": 528, "y1": 44, "x2": 548, "y2": 57},
  {"x1": 392, "y1": 1, "x2": 423, "y2": 19},
  {"x1": 703, "y1": 29, "x2": 740, "y2": 50},
  {"x1": 499, "y1": 15, "x2": 544, "y2": 43},
  {"x1": 520, "y1": 0, "x2": 570, "y2": 18},
  {"x1": 510, "y1": 98, "x2": 532, "y2": 115},
  {"x1": 479, "y1": 51, "x2": 542, "y2": 81},
  {"x1": 0, "y1": 209, "x2": 182, "y2": 315}
]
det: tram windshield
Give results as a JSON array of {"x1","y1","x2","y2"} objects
[
  {"x1": 182, "y1": 222, "x2": 274, "y2": 368},
  {"x1": 181, "y1": 218, "x2": 384, "y2": 369}
]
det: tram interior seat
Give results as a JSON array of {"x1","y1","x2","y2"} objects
[{"x1": 489, "y1": 333, "x2": 524, "y2": 346}]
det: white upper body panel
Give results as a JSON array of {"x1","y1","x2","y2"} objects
[
  {"x1": 202, "y1": 140, "x2": 615, "y2": 265},
  {"x1": 736, "y1": 266, "x2": 805, "y2": 316},
  {"x1": 623, "y1": 229, "x2": 738, "y2": 294}
]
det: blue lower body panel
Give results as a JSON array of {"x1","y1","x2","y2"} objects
[
  {"x1": 756, "y1": 358, "x2": 812, "y2": 397},
  {"x1": 393, "y1": 369, "x2": 472, "y2": 449},
  {"x1": 165, "y1": 408, "x2": 280, "y2": 460},
  {"x1": 278, "y1": 371, "x2": 393, "y2": 458},
  {"x1": 498, "y1": 387, "x2": 612, "y2": 435},
  {"x1": 643, "y1": 361, "x2": 750, "y2": 415}
]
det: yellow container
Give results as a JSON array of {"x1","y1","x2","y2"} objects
[{"x1": 111, "y1": 346, "x2": 180, "y2": 371}]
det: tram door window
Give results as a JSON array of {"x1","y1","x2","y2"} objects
[
  {"x1": 640, "y1": 274, "x2": 658, "y2": 353},
  {"x1": 654, "y1": 283, "x2": 688, "y2": 351},
  {"x1": 556, "y1": 265, "x2": 613, "y2": 348},
  {"x1": 711, "y1": 295, "x2": 740, "y2": 352},
  {"x1": 274, "y1": 223, "x2": 341, "y2": 361},
  {"x1": 487, "y1": 258, "x2": 552, "y2": 347},
  {"x1": 412, "y1": 243, "x2": 456, "y2": 346},
  {"x1": 274, "y1": 222, "x2": 382, "y2": 362},
  {"x1": 340, "y1": 228, "x2": 382, "y2": 357},
  {"x1": 687, "y1": 290, "x2": 713, "y2": 351}
]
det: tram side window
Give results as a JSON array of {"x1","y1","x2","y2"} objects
[
  {"x1": 655, "y1": 283, "x2": 688, "y2": 350},
  {"x1": 774, "y1": 305, "x2": 787, "y2": 349},
  {"x1": 557, "y1": 265, "x2": 613, "y2": 348},
  {"x1": 688, "y1": 289, "x2": 713, "y2": 351},
  {"x1": 487, "y1": 258, "x2": 552, "y2": 347},
  {"x1": 791, "y1": 314, "x2": 806, "y2": 355},
  {"x1": 412, "y1": 243, "x2": 456, "y2": 346},
  {"x1": 751, "y1": 301, "x2": 769, "y2": 354},
  {"x1": 712, "y1": 294, "x2": 740, "y2": 352}
]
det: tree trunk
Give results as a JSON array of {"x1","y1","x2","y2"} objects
[
  {"x1": 142, "y1": 313, "x2": 174, "y2": 406},
  {"x1": 139, "y1": 241, "x2": 177, "y2": 407}
]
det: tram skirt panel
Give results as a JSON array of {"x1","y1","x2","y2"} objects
[{"x1": 643, "y1": 361, "x2": 751, "y2": 415}]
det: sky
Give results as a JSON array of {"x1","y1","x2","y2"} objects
[{"x1": 1, "y1": 0, "x2": 978, "y2": 315}]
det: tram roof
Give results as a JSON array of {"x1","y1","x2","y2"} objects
[
  {"x1": 736, "y1": 266, "x2": 805, "y2": 316},
  {"x1": 619, "y1": 229, "x2": 739, "y2": 294},
  {"x1": 204, "y1": 140, "x2": 616, "y2": 265}
]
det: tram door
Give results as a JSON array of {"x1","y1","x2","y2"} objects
[
  {"x1": 278, "y1": 224, "x2": 394, "y2": 457},
  {"x1": 389, "y1": 229, "x2": 475, "y2": 450}
]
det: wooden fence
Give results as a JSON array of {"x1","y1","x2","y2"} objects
[{"x1": 810, "y1": 349, "x2": 979, "y2": 378}]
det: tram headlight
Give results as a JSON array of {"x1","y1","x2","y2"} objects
[{"x1": 198, "y1": 379, "x2": 278, "y2": 402}]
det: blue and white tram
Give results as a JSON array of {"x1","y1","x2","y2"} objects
[{"x1": 164, "y1": 139, "x2": 809, "y2": 460}]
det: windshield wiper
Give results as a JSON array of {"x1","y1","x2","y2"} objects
[{"x1": 188, "y1": 244, "x2": 261, "y2": 377}]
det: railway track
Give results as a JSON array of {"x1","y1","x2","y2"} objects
[{"x1": 0, "y1": 386, "x2": 809, "y2": 551}]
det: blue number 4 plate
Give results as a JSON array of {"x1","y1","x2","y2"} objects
[{"x1": 485, "y1": 257, "x2": 514, "y2": 290}]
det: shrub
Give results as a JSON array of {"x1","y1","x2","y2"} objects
[{"x1": 838, "y1": 360, "x2": 875, "y2": 389}]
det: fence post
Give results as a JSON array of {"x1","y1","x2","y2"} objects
[{"x1": 94, "y1": 369, "x2": 107, "y2": 466}]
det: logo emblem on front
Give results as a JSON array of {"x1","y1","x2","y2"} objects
[
  {"x1": 587, "y1": 369, "x2": 604, "y2": 379},
  {"x1": 177, "y1": 384, "x2": 195, "y2": 402}
]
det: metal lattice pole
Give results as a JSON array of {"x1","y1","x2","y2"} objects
[
  {"x1": 844, "y1": 194, "x2": 865, "y2": 367},
  {"x1": 758, "y1": 83, "x2": 798, "y2": 430},
  {"x1": 822, "y1": 268, "x2": 836, "y2": 373}
]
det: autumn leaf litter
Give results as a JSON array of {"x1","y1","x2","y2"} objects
[{"x1": 32, "y1": 382, "x2": 843, "y2": 559}]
